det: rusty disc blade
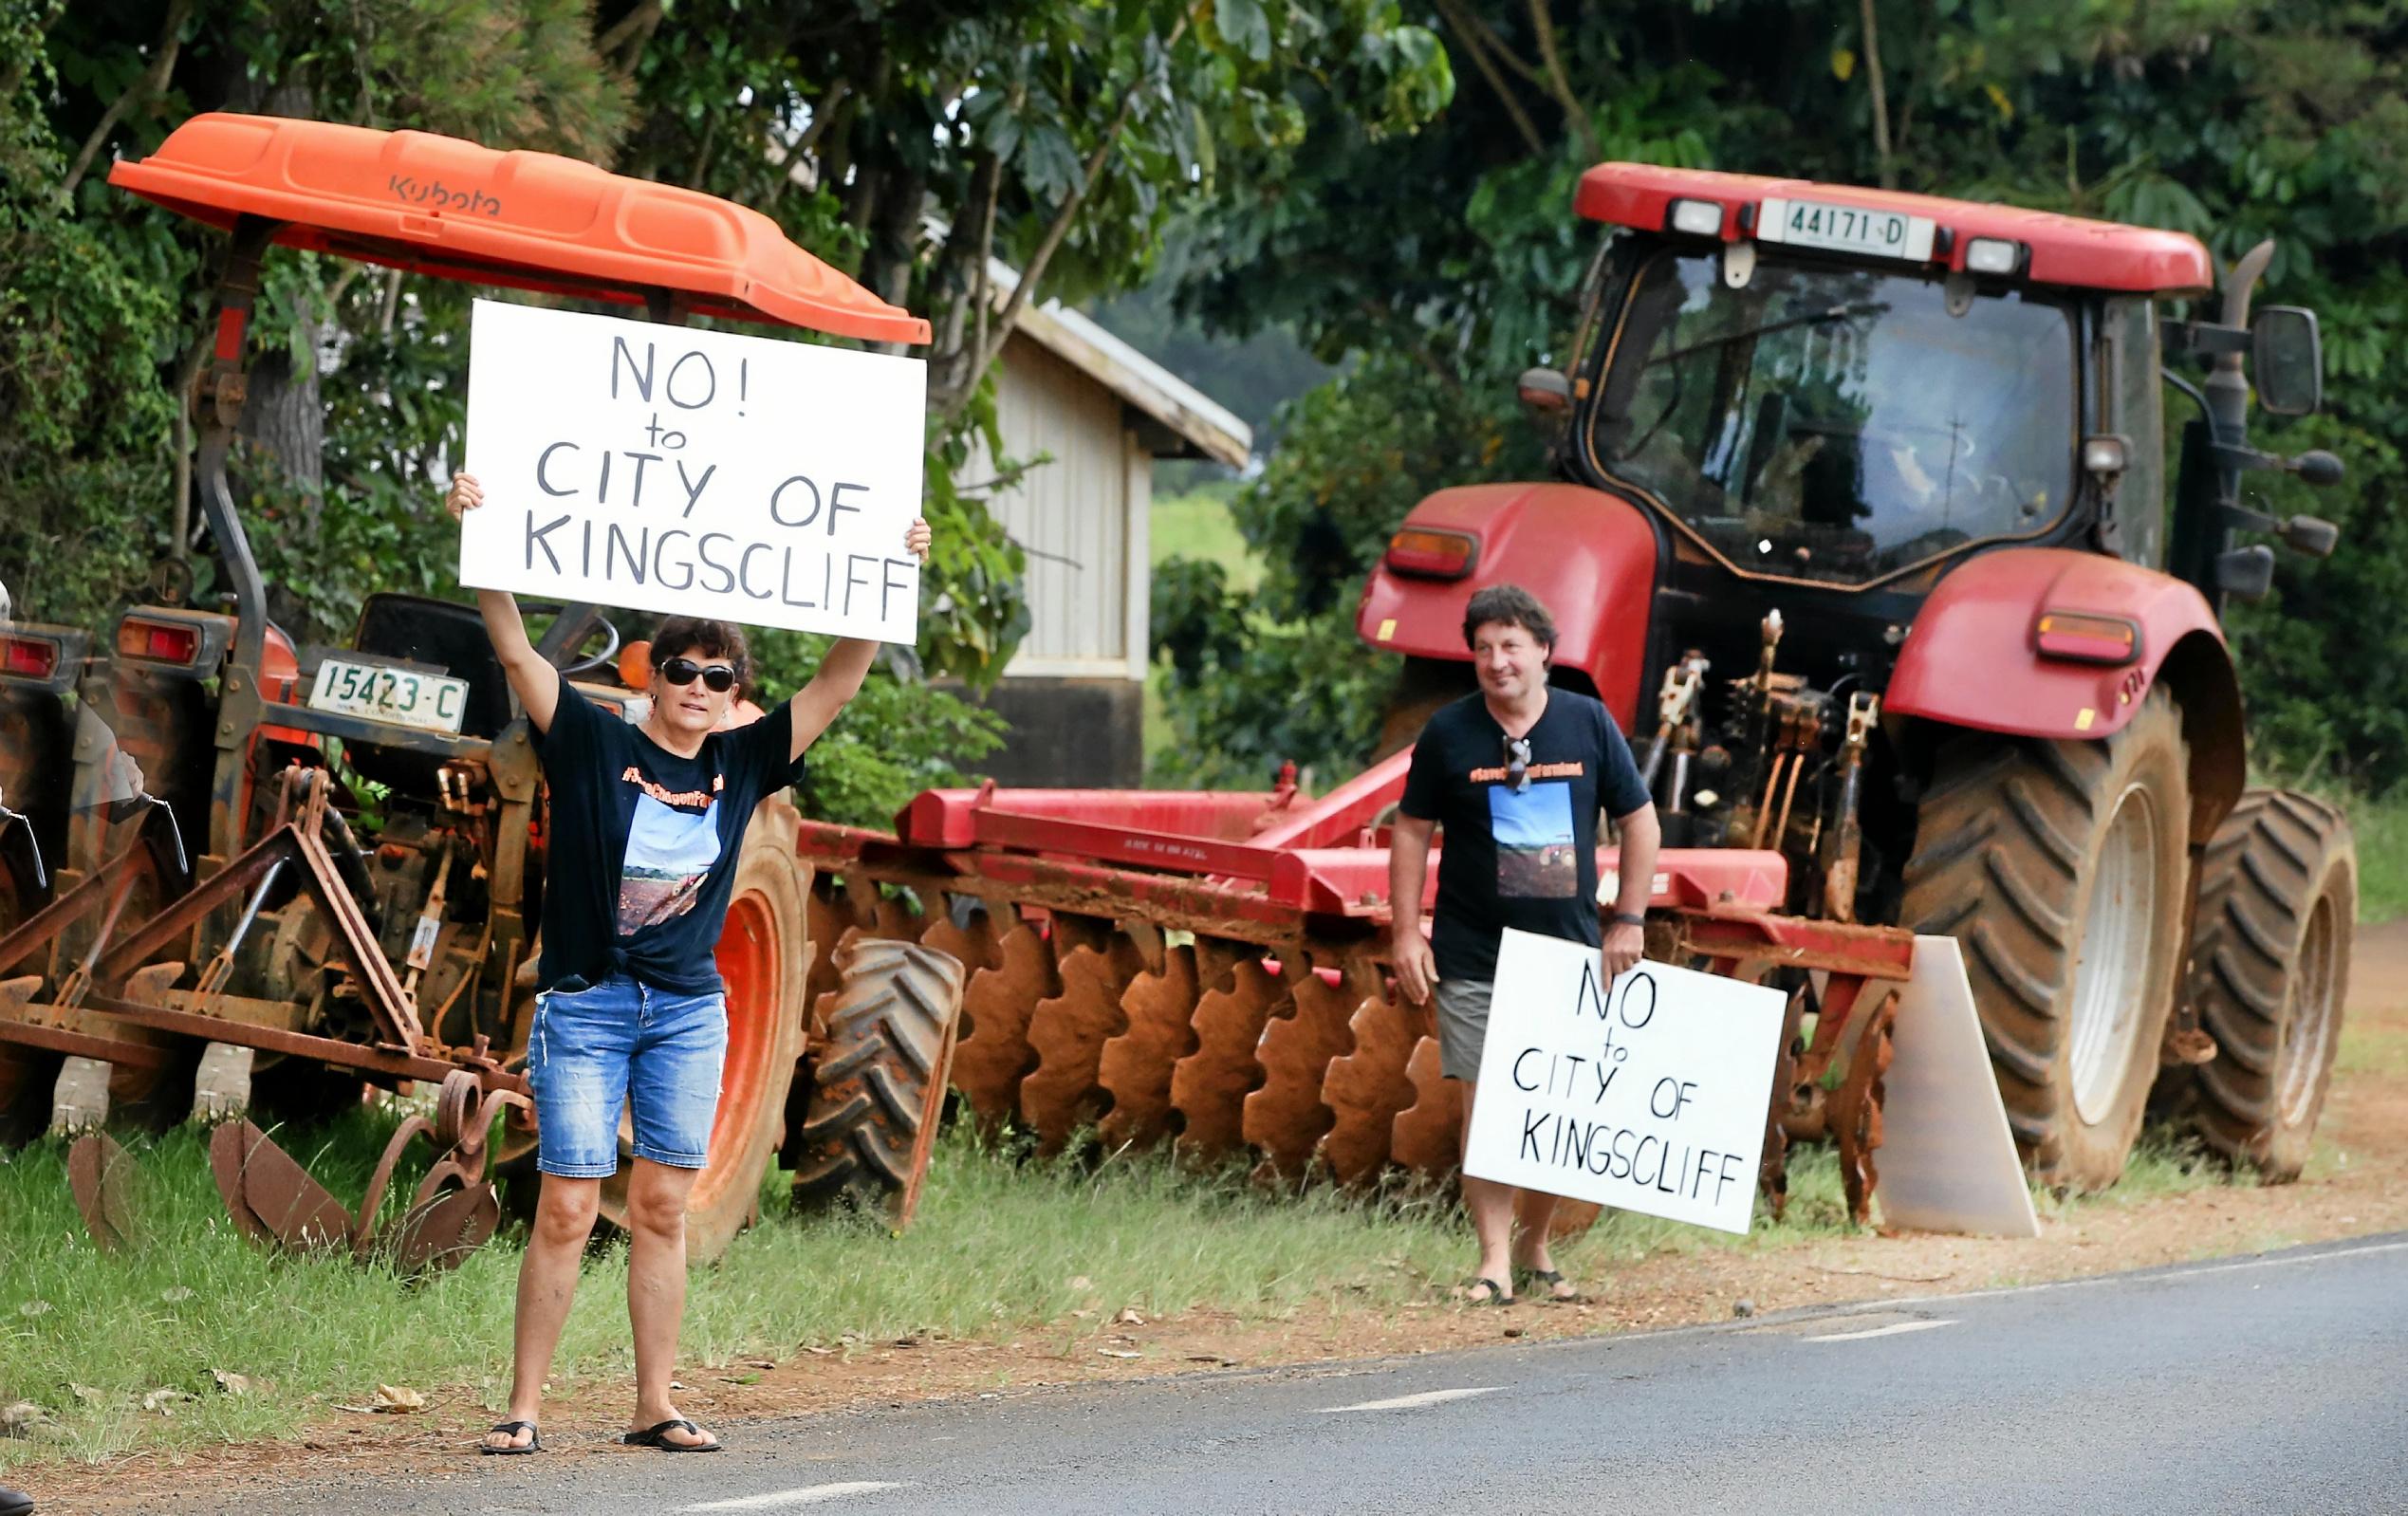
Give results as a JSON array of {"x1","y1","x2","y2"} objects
[
  {"x1": 1019, "y1": 926, "x2": 1141, "y2": 1154},
  {"x1": 1095, "y1": 941, "x2": 1203, "y2": 1152},
  {"x1": 1316, "y1": 974, "x2": 1426, "y2": 1186},
  {"x1": 384, "y1": 1182, "x2": 501, "y2": 1276},
  {"x1": 1387, "y1": 1035, "x2": 1464, "y2": 1182},
  {"x1": 948, "y1": 918, "x2": 1055, "y2": 1130},
  {"x1": 66, "y1": 1132, "x2": 139, "y2": 1250},
  {"x1": 1244, "y1": 962, "x2": 1357, "y2": 1181},
  {"x1": 209, "y1": 1119, "x2": 354, "y2": 1252},
  {"x1": 1172, "y1": 946, "x2": 1281, "y2": 1166}
]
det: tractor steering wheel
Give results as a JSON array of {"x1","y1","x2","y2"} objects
[{"x1": 520, "y1": 602, "x2": 623, "y2": 678}]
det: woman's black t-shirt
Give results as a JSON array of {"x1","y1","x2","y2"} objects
[
  {"x1": 529, "y1": 670, "x2": 805, "y2": 994},
  {"x1": 1398, "y1": 690, "x2": 1652, "y2": 984}
]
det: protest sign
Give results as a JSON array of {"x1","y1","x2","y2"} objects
[
  {"x1": 459, "y1": 298, "x2": 927, "y2": 642},
  {"x1": 1463, "y1": 928, "x2": 1787, "y2": 1234}
]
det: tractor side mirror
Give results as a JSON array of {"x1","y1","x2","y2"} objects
[
  {"x1": 2214, "y1": 544, "x2": 2277, "y2": 599},
  {"x1": 1517, "y1": 367, "x2": 1572, "y2": 417},
  {"x1": 2251, "y1": 305, "x2": 2323, "y2": 416}
]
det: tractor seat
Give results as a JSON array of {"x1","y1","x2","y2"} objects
[{"x1": 349, "y1": 594, "x2": 514, "y2": 740}]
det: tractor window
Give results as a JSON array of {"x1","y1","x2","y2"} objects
[
  {"x1": 1590, "y1": 251, "x2": 2078, "y2": 587},
  {"x1": 2105, "y1": 295, "x2": 2166, "y2": 568}
]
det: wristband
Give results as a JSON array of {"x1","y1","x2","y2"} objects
[{"x1": 1610, "y1": 911, "x2": 1646, "y2": 927}]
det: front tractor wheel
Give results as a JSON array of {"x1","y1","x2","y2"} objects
[
  {"x1": 600, "y1": 799, "x2": 810, "y2": 1263},
  {"x1": 789, "y1": 935, "x2": 964, "y2": 1225},
  {"x1": 1902, "y1": 686, "x2": 2193, "y2": 1192},
  {"x1": 2173, "y1": 789, "x2": 2355, "y2": 1180}
]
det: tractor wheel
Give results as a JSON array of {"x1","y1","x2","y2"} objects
[
  {"x1": 1901, "y1": 685, "x2": 2192, "y2": 1192},
  {"x1": 2173, "y1": 789, "x2": 2355, "y2": 1180},
  {"x1": 1374, "y1": 656, "x2": 1474, "y2": 758},
  {"x1": 790, "y1": 936, "x2": 964, "y2": 1224},
  {"x1": 599, "y1": 799, "x2": 810, "y2": 1263}
]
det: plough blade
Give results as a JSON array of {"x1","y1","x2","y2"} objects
[
  {"x1": 950, "y1": 916, "x2": 1054, "y2": 1130},
  {"x1": 1095, "y1": 940, "x2": 1204, "y2": 1151},
  {"x1": 1018, "y1": 919, "x2": 1142, "y2": 1153},
  {"x1": 1244, "y1": 961, "x2": 1359, "y2": 1181},
  {"x1": 1387, "y1": 1035, "x2": 1463, "y2": 1180},
  {"x1": 210, "y1": 1119, "x2": 354, "y2": 1252},
  {"x1": 385, "y1": 1183, "x2": 502, "y2": 1275},
  {"x1": 1316, "y1": 980, "x2": 1427, "y2": 1186},
  {"x1": 1170, "y1": 947, "x2": 1282, "y2": 1165},
  {"x1": 66, "y1": 1132, "x2": 139, "y2": 1250}
]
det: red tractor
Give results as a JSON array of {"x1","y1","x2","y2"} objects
[
  {"x1": 785, "y1": 163, "x2": 2354, "y2": 1209},
  {"x1": 1361, "y1": 165, "x2": 2354, "y2": 1189}
]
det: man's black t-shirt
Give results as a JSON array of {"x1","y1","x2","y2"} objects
[
  {"x1": 530, "y1": 671, "x2": 805, "y2": 995},
  {"x1": 1398, "y1": 690, "x2": 1651, "y2": 983}
]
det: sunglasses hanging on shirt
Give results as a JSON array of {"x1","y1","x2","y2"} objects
[
  {"x1": 1502, "y1": 734, "x2": 1532, "y2": 793},
  {"x1": 659, "y1": 656, "x2": 738, "y2": 693}
]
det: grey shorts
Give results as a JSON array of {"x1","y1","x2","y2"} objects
[{"x1": 1433, "y1": 977, "x2": 1494, "y2": 1082}]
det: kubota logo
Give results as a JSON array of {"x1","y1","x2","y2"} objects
[{"x1": 388, "y1": 174, "x2": 503, "y2": 216}]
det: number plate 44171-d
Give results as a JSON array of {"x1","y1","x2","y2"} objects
[
  {"x1": 1756, "y1": 197, "x2": 1936, "y2": 263},
  {"x1": 308, "y1": 656, "x2": 471, "y2": 735}
]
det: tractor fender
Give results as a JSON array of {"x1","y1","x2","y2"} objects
[
  {"x1": 1354, "y1": 482, "x2": 1658, "y2": 726},
  {"x1": 1887, "y1": 546, "x2": 2244, "y2": 839}
]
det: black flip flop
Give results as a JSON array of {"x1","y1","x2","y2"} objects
[
  {"x1": 480, "y1": 1419, "x2": 542, "y2": 1455},
  {"x1": 1456, "y1": 1275, "x2": 1515, "y2": 1306},
  {"x1": 625, "y1": 1417, "x2": 722, "y2": 1452},
  {"x1": 0, "y1": 1484, "x2": 33, "y2": 1516},
  {"x1": 1512, "y1": 1266, "x2": 1586, "y2": 1304}
]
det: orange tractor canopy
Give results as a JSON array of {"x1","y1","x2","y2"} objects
[{"x1": 0, "y1": 114, "x2": 958, "y2": 1268}]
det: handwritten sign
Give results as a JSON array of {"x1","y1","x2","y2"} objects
[
  {"x1": 1463, "y1": 928, "x2": 1787, "y2": 1234},
  {"x1": 460, "y1": 298, "x2": 927, "y2": 642}
]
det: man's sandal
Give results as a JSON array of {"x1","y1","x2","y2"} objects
[
  {"x1": 480, "y1": 1420, "x2": 542, "y2": 1455},
  {"x1": 1512, "y1": 1266, "x2": 1585, "y2": 1303},
  {"x1": 1455, "y1": 1276, "x2": 1515, "y2": 1306},
  {"x1": 625, "y1": 1417, "x2": 721, "y2": 1452}
]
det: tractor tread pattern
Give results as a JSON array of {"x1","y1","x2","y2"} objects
[
  {"x1": 2175, "y1": 788, "x2": 2354, "y2": 1180},
  {"x1": 790, "y1": 937, "x2": 964, "y2": 1216}
]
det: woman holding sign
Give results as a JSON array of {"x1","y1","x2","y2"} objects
[
  {"x1": 448, "y1": 471, "x2": 930, "y2": 1455},
  {"x1": 1389, "y1": 584, "x2": 1660, "y2": 1306}
]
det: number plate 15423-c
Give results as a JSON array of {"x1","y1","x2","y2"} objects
[{"x1": 308, "y1": 656, "x2": 470, "y2": 735}]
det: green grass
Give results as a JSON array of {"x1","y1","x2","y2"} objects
[
  {"x1": 1150, "y1": 483, "x2": 1259, "y2": 592},
  {"x1": 2343, "y1": 787, "x2": 2408, "y2": 923},
  {"x1": 0, "y1": 1113, "x2": 1863, "y2": 1471}
]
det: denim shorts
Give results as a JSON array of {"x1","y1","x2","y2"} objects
[{"x1": 527, "y1": 972, "x2": 728, "y2": 1176}]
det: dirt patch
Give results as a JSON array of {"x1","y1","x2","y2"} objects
[{"x1": 42, "y1": 920, "x2": 2408, "y2": 1512}]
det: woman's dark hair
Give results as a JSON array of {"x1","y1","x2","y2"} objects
[
  {"x1": 1460, "y1": 583, "x2": 1557, "y2": 654},
  {"x1": 650, "y1": 616, "x2": 751, "y2": 690}
]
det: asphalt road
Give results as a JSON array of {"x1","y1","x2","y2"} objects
[{"x1": 64, "y1": 1234, "x2": 2408, "y2": 1516}]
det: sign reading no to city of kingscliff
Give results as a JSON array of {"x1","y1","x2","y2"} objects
[
  {"x1": 459, "y1": 299, "x2": 926, "y2": 642},
  {"x1": 1463, "y1": 930, "x2": 1787, "y2": 1234}
]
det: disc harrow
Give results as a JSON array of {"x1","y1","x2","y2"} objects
[{"x1": 794, "y1": 770, "x2": 1918, "y2": 1225}]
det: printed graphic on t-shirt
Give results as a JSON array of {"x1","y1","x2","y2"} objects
[
  {"x1": 617, "y1": 767, "x2": 723, "y2": 934},
  {"x1": 1491, "y1": 781, "x2": 1578, "y2": 898}
]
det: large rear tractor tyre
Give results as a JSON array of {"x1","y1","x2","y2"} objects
[
  {"x1": 789, "y1": 936, "x2": 964, "y2": 1225},
  {"x1": 1901, "y1": 686, "x2": 2193, "y2": 1192},
  {"x1": 600, "y1": 800, "x2": 810, "y2": 1263},
  {"x1": 2174, "y1": 790, "x2": 2355, "y2": 1181}
]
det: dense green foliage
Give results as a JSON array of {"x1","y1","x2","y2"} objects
[
  {"x1": 0, "y1": 0, "x2": 1448, "y2": 823},
  {"x1": 1155, "y1": 0, "x2": 2408, "y2": 794}
]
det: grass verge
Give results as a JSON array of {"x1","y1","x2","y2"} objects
[
  {"x1": 1149, "y1": 483, "x2": 1256, "y2": 591},
  {"x1": 2, "y1": 1112, "x2": 1862, "y2": 1472}
]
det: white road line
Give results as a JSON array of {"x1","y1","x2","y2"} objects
[
  {"x1": 681, "y1": 1483, "x2": 907, "y2": 1511},
  {"x1": 1317, "y1": 1386, "x2": 1503, "y2": 1414},
  {"x1": 1803, "y1": 1318, "x2": 1957, "y2": 1343}
]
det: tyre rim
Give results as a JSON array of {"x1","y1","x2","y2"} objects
[
  {"x1": 2069, "y1": 782, "x2": 2160, "y2": 1126},
  {"x1": 2275, "y1": 895, "x2": 2340, "y2": 1129},
  {"x1": 692, "y1": 889, "x2": 778, "y2": 1219}
]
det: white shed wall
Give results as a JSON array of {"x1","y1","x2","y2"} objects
[{"x1": 963, "y1": 333, "x2": 1146, "y2": 680}]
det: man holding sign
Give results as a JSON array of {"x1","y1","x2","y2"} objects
[
  {"x1": 450, "y1": 471, "x2": 930, "y2": 1456},
  {"x1": 1389, "y1": 585, "x2": 1660, "y2": 1305}
]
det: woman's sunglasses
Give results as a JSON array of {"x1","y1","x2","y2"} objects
[
  {"x1": 658, "y1": 656, "x2": 737, "y2": 693},
  {"x1": 1502, "y1": 734, "x2": 1532, "y2": 793}
]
